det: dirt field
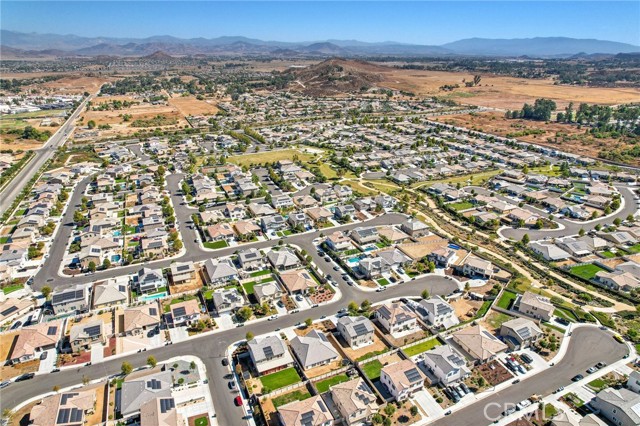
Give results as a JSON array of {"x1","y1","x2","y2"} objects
[
  {"x1": 339, "y1": 334, "x2": 389, "y2": 362},
  {"x1": 0, "y1": 359, "x2": 40, "y2": 380},
  {"x1": 40, "y1": 75, "x2": 111, "y2": 94},
  {"x1": 305, "y1": 359, "x2": 343, "y2": 379},
  {"x1": 450, "y1": 298, "x2": 484, "y2": 320},
  {"x1": 375, "y1": 68, "x2": 640, "y2": 109},
  {"x1": 0, "y1": 332, "x2": 18, "y2": 362},
  {"x1": 168, "y1": 95, "x2": 219, "y2": 116},
  {"x1": 433, "y1": 111, "x2": 640, "y2": 165}
]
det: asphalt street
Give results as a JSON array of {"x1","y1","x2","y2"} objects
[
  {"x1": 433, "y1": 326, "x2": 630, "y2": 426},
  {"x1": 464, "y1": 185, "x2": 639, "y2": 241},
  {"x1": 0, "y1": 95, "x2": 92, "y2": 215}
]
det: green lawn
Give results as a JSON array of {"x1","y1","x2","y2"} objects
[
  {"x1": 250, "y1": 269, "x2": 271, "y2": 277},
  {"x1": 544, "y1": 403, "x2": 558, "y2": 419},
  {"x1": 448, "y1": 201, "x2": 474, "y2": 211},
  {"x1": 570, "y1": 264, "x2": 606, "y2": 280},
  {"x1": 496, "y1": 290, "x2": 518, "y2": 310},
  {"x1": 260, "y1": 367, "x2": 301, "y2": 391},
  {"x1": 0, "y1": 236, "x2": 9, "y2": 244},
  {"x1": 194, "y1": 417, "x2": 209, "y2": 426},
  {"x1": 2, "y1": 284, "x2": 24, "y2": 294},
  {"x1": 361, "y1": 360, "x2": 383, "y2": 380},
  {"x1": 203, "y1": 240, "x2": 229, "y2": 249},
  {"x1": 599, "y1": 250, "x2": 617, "y2": 259},
  {"x1": 627, "y1": 244, "x2": 640, "y2": 254},
  {"x1": 228, "y1": 149, "x2": 313, "y2": 168},
  {"x1": 403, "y1": 338, "x2": 443, "y2": 357},
  {"x1": 554, "y1": 308, "x2": 578, "y2": 323},
  {"x1": 272, "y1": 389, "x2": 311, "y2": 408},
  {"x1": 242, "y1": 278, "x2": 275, "y2": 295},
  {"x1": 356, "y1": 349, "x2": 389, "y2": 362},
  {"x1": 486, "y1": 312, "x2": 514, "y2": 330},
  {"x1": 587, "y1": 378, "x2": 607, "y2": 392},
  {"x1": 377, "y1": 278, "x2": 390, "y2": 286},
  {"x1": 315, "y1": 373, "x2": 350, "y2": 393}
]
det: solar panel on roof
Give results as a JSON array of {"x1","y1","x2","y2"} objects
[
  {"x1": 300, "y1": 411, "x2": 315, "y2": 425},
  {"x1": 516, "y1": 327, "x2": 531, "y2": 339},
  {"x1": 1, "y1": 306, "x2": 18, "y2": 316},
  {"x1": 173, "y1": 307, "x2": 187, "y2": 317},
  {"x1": 352, "y1": 323, "x2": 369, "y2": 336},
  {"x1": 318, "y1": 401, "x2": 327, "y2": 412},
  {"x1": 159, "y1": 398, "x2": 175, "y2": 413},
  {"x1": 69, "y1": 408, "x2": 83, "y2": 422},
  {"x1": 47, "y1": 326, "x2": 57, "y2": 336},
  {"x1": 60, "y1": 393, "x2": 78, "y2": 404},
  {"x1": 146, "y1": 379, "x2": 162, "y2": 390},
  {"x1": 149, "y1": 307, "x2": 157, "y2": 316},
  {"x1": 263, "y1": 346, "x2": 274, "y2": 358},
  {"x1": 404, "y1": 368, "x2": 422, "y2": 383},
  {"x1": 85, "y1": 325, "x2": 101, "y2": 337},
  {"x1": 57, "y1": 408, "x2": 71, "y2": 424}
]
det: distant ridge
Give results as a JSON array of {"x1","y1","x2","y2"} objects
[{"x1": 1, "y1": 30, "x2": 638, "y2": 58}]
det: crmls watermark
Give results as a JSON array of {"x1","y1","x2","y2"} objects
[{"x1": 483, "y1": 402, "x2": 548, "y2": 423}]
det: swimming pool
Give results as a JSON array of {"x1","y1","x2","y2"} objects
[
  {"x1": 448, "y1": 244, "x2": 461, "y2": 250},
  {"x1": 111, "y1": 254, "x2": 121, "y2": 263},
  {"x1": 113, "y1": 230, "x2": 122, "y2": 236},
  {"x1": 138, "y1": 291, "x2": 167, "y2": 302},
  {"x1": 346, "y1": 256, "x2": 362, "y2": 265}
]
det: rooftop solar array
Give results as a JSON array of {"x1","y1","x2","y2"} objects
[
  {"x1": 404, "y1": 368, "x2": 422, "y2": 383},
  {"x1": 173, "y1": 307, "x2": 186, "y2": 317},
  {"x1": 300, "y1": 411, "x2": 315, "y2": 426},
  {"x1": 149, "y1": 307, "x2": 157, "y2": 316},
  {"x1": 159, "y1": 398, "x2": 175, "y2": 414},
  {"x1": 47, "y1": 326, "x2": 58, "y2": 336},
  {"x1": 176, "y1": 264, "x2": 190, "y2": 272},
  {"x1": 516, "y1": 327, "x2": 531, "y2": 339},
  {"x1": 146, "y1": 379, "x2": 162, "y2": 390},
  {"x1": 352, "y1": 323, "x2": 370, "y2": 336},
  {"x1": 84, "y1": 325, "x2": 101, "y2": 337},
  {"x1": 60, "y1": 393, "x2": 78, "y2": 404},
  {"x1": 56, "y1": 407, "x2": 83, "y2": 424},
  {"x1": 1, "y1": 306, "x2": 18, "y2": 316},
  {"x1": 52, "y1": 289, "x2": 84, "y2": 305},
  {"x1": 262, "y1": 346, "x2": 274, "y2": 358}
]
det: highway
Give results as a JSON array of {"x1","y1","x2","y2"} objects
[
  {"x1": 433, "y1": 327, "x2": 630, "y2": 426},
  {"x1": 0, "y1": 95, "x2": 92, "y2": 215}
]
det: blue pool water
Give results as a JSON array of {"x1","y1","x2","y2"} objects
[
  {"x1": 448, "y1": 244, "x2": 461, "y2": 250},
  {"x1": 111, "y1": 254, "x2": 121, "y2": 263},
  {"x1": 139, "y1": 291, "x2": 167, "y2": 302},
  {"x1": 113, "y1": 230, "x2": 122, "y2": 236},
  {"x1": 347, "y1": 256, "x2": 363, "y2": 265},
  {"x1": 363, "y1": 246, "x2": 376, "y2": 252}
]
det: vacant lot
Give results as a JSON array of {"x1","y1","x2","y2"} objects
[
  {"x1": 168, "y1": 95, "x2": 219, "y2": 116},
  {"x1": 376, "y1": 67, "x2": 640, "y2": 109},
  {"x1": 433, "y1": 112, "x2": 640, "y2": 166}
]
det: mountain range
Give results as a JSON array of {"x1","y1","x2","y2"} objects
[{"x1": 1, "y1": 30, "x2": 639, "y2": 58}]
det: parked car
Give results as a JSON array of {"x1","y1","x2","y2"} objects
[
  {"x1": 596, "y1": 362, "x2": 607, "y2": 369},
  {"x1": 516, "y1": 399, "x2": 532, "y2": 411},
  {"x1": 554, "y1": 386, "x2": 564, "y2": 394},
  {"x1": 571, "y1": 374, "x2": 584, "y2": 382},
  {"x1": 15, "y1": 373, "x2": 35, "y2": 382},
  {"x1": 0, "y1": 381, "x2": 10, "y2": 389},
  {"x1": 234, "y1": 396, "x2": 242, "y2": 406},
  {"x1": 221, "y1": 358, "x2": 229, "y2": 367},
  {"x1": 520, "y1": 354, "x2": 533, "y2": 364},
  {"x1": 586, "y1": 366, "x2": 597, "y2": 374},
  {"x1": 228, "y1": 381, "x2": 236, "y2": 389}
]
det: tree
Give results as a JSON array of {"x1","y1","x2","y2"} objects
[
  {"x1": 410, "y1": 406, "x2": 419, "y2": 417},
  {"x1": 190, "y1": 360, "x2": 197, "y2": 371},
  {"x1": 304, "y1": 318, "x2": 313, "y2": 327},
  {"x1": 102, "y1": 258, "x2": 111, "y2": 269},
  {"x1": 578, "y1": 228, "x2": 586, "y2": 237},
  {"x1": 87, "y1": 120, "x2": 96, "y2": 129},
  {"x1": 147, "y1": 356, "x2": 157, "y2": 368},
  {"x1": 348, "y1": 301, "x2": 359, "y2": 313},
  {"x1": 246, "y1": 331, "x2": 254, "y2": 340},
  {"x1": 371, "y1": 413, "x2": 383, "y2": 424},
  {"x1": 87, "y1": 261, "x2": 97, "y2": 273},
  {"x1": 236, "y1": 307, "x2": 253, "y2": 322},
  {"x1": 384, "y1": 404, "x2": 396, "y2": 416},
  {"x1": 613, "y1": 218, "x2": 622, "y2": 226},
  {"x1": 521, "y1": 234, "x2": 530, "y2": 245},
  {"x1": 383, "y1": 418, "x2": 392, "y2": 426},
  {"x1": 421, "y1": 289, "x2": 430, "y2": 299},
  {"x1": 121, "y1": 361, "x2": 133, "y2": 375},
  {"x1": 41, "y1": 286, "x2": 52, "y2": 299},
  {"x1": 360, "y1": 299, "x2": 371, "y2": 311}
]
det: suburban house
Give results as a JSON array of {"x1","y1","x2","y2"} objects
[
  {"x1": 69, "y1": 319, "x2": 105, "y2": 352},
  {"x1": 278, "y1": 395, "x2": 334, "y2": 426},
  {"x1": 326, "y1": 231, "x2": 353, "y2": 251},
  {"x1": 133, "y1": 268, "x2": 166, "y2": 294},
  {"x1": 331, "y1": 378, "x2": 379, "y2": 425},
  {"x1": 92, "y1": 277, "x2": 128, "y2": 309},
  {"x1": 357, "y1": 257, "x2": 391, "y2": 279},
  {"x1": 380, "y1": 359, "x2": 426, "y2": 401},
  {"x1": 248, "y1": 202, "x2": 276, "y2": 217},
  {"x1": 499, "y1": 317, "x2": 543, "y2": 350},
  {"x1": 247, "y1": 335, "x2": 295, "y2": 375},
  {"x1": 375, "y1": 302, "x2": 419, "y2": 336},
  {"x1": 139, "y1": 396, "x2": 182, "y2": 426},
  {"x1": 168, "y1": 299, "x2": 201, "y2": 326},
  {"x1": 334, "y1": 204, "x2": 356, "y2": 220},
  {"x1": 237, "y1": 248, "x2": 263, "y2": 270},
  {"x1": 206, "y1": 223, "x2": 236, "y2": 242},
  {"x1": 528, "y1": 242, "x2": 571, "y2": 261},
  {"x1": 51, "y1": 285, "x2": 90, "y2": 314},
  {"x1": 278, "y1": 269, "x2": 318, "y2": 295},
  {"x1": 253, "y1": 281, "x2": 285, "y2": 304},
  {"x1": 170, "y1": 261, "x2": 196, "y2": 285},
  {"x1": 452, "y1": 325, "x2": 508, "y2": 364},
  {"x1": 422, "y1": 344, "x2": 471, "y2": 386},
  {"x1": 336, "y1": 315, "x2": 375, "y2": 349},
  {"x1": 516, "y1": 291, "x2": 554, "y2": 321},
  {"x1": 350, "y1": 227, "x2": 379, "y2": 245},
  {"x1": 225, "y1": 203, "x2": 246, "y2": 219},
  {"x1": 120, "y1": 369, "x2": 173, "y2": 417},
  {"x1": 401, "y1": 219, "x2": 430, "y2": 238},
  {"x1": 415, "y1": 296, "x2": 459, "y2": 329},
  {"x1": 202, "y1": 258, "x2": 238, "y2": 286},
  {"x1": 590, "y1": 388, "x2": 640, "y2": 426},
  {"x1": 271, "y1": 195, "x2": 294, "y2": 209},
  {"x1": 121, "y1": 303, "x2": 161, "y2": 336},
  {"x1": 260, "y1": 215, "x2": 288, "y2": 233},
  {"x1": 595, "y1": 270, "x2": 640, "y2": 292},
  {"x1": 459, "y1": 255, "x2": 494, "y2": 279},
  {"x1": 287, "y1": 212, "x2": 310, "y2": 229},
  {"x1": 29, "y1": 389, "x2": 97, "y2": 426},
  {"x1": 267, "y1": 248, "x2": 301, "y2": 271},
  {"x1": 290, "y1": 329, "x2": 339, "y2": 370},
  {"x1": 212, "y1": 288, "x2": 245, "y2": 314},
  {"x1": 8, "y1": 320, "x2": 62, "y2": 364}
]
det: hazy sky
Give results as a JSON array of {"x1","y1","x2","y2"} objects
[{"x1": 3, "y1": 1, "x2": 639, "y2": 45}]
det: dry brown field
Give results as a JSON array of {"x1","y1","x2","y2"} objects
[{"x1": 168, "y1": 95, "x2": 219, "y2": 116}]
